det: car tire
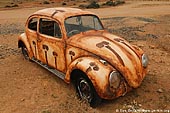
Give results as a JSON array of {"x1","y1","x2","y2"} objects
[
  {"x1": 21, "y1": 45, "x2": 29, "y2": 60},
  {"x1": 75, "y1": 72, "x2": 102, "y2": 107}
]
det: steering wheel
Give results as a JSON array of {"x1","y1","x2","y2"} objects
[{"x1": 68, "y1": 29, "x2": 80, "y2": 36}]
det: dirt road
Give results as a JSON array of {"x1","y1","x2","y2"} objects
[{"x1": 0, "y1": 1, "x2": 170, "y2": 113}]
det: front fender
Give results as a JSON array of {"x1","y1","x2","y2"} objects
[
  {"x1": 18, "y1": 33, "x2": 33, "y2": 58},
  {"x1": 65, "y1": 56, "x2": 116, "y2": 99}
]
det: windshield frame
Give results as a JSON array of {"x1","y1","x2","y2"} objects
[{"x1": 64, "y1": 14, "x2": 104, "y2": 37}]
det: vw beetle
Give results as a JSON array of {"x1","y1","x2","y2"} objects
[{"x1": 18, "y1": 7, "x2": 148, "y2": 107}]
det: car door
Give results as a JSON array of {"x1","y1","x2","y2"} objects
[
  {"x1": 26, "y1": 16, "x2": 40, "y2": 60},
  {"x1": 37, "y1": 18, "x2": 66, "y2": 72}
]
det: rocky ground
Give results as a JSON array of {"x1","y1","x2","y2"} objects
[{"x1": 0, "y1": 1, "x2": 170, "y2": 113}]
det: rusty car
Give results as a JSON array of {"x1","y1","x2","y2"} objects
[{"x1": 18, "y1": 7, "x2": 148, "y2": 107}]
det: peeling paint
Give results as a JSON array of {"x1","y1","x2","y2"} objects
[{"x1": 18, "y1": 7, "x2": 148, "y2": 101}]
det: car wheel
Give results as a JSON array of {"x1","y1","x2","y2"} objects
[
  {"x1": 21, "y1": 45, "x2": 29, "y2": 60},
  {"x1": 75, "y1": 73, "x2": 102, "y2": 107}
]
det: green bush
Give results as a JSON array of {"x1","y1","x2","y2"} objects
[
  {"x1": 62, "y1": 2, "x2": 67, "y2": 5},
  {"x1": 43, "y1": 1, "x2": 50, "y2": 4},
  {"x1": 115, "y1": 0, "x2": 125, "y2": 5},
  {"x1": 86, "y1": 1, "x2": 100, "y2": 9},
  {"x1": 5, "y1": 5, "x2": 11, "y2": 8},
  {"x1": 105, "y1": 0, "x2": 125, "y2": 6},
  {"x1": 106, "y1": 1, "x2": 115, "y2": 6},
  {"x1": 5, "y1": 4, "x2": 19, "y2": 8},
  {"x1": 12, "y1": 4, "x2": 19, "y2": 7},
  {"x1": 79, "y1": 4, "x2": 87, "y2": 8}
]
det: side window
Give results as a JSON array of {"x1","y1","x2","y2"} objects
[
  {"x1": 39, "y1": 18, "x2": 62, "y2": 38},
  {"x1": 28, "y1": 17, "x2": 38, "y2": 31}
]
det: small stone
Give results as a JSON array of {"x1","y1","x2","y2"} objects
[
  {"x1": 157, "y1": 88, "x2": 164, "y2": 93},
  {"x1": 137, "y1": 44, "x2": 144, "y2": 48},
  {"x1": 138, "y1": 104, "x2": 142, "y2": 107},
  {"x1": 164, "y1": 34, "x2": 170, "y2": 38},
  {"x1": 149, "y1": 45, "x2": 155, "y2": 49},
  {"x1": 21, "y1": 98, "x2": 25, "y2": 101}
]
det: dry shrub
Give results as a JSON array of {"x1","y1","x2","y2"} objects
[
  {"x1": 107, "y1": 0, "x2": 125, "y2": 6},
  {"x1": 62, "y1": 2, "x2": 67, "y2": 5},
  {"x1": 43, "y1": 1, "x2": 50, "y2": 4},
  {"x1": 5, "y1": 4, "x2": 19, "y2": 8}
]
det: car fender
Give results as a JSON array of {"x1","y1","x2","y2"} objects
[
  {"x1": 18, "y1": 33, "x2": 34, "y2": 58},
  {"x1": 65, "y1": 56, "x2": 116, "y2": 99}
]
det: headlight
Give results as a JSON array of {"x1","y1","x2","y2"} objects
[
  {"x1": 109, "y1": 71, "x2": 121, "y2": 89},
  {"x1": 142, "y1": 54, "x2": 148, "y2": 68}
]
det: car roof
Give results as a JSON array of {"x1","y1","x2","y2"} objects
[{"x1": 32, "y1": 7, "x2": 95, "y2": 21}]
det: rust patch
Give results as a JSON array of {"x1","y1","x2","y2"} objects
[
  {"x1": 89, "y1": 62, "x2": 95, "y2": 66},
  {"x1": 93, "y1": 66, "x2": 99, "y2": 71},
  {"x1": 96, "y1": 41, "x2": 125, "y2": 66},
  {"x1": 96, "y1": 41, "x2": 109, "y2": 48},
  {"x1": 86, "y1": 67, "x2": 92, "y2": 73},
  {"x1": 90, "y1": 62, "x2": 99, "y2": 71},
  {"x1": 114, "y1": 38, "x2": 140, "y2": 59},
  {"x1": 77, "y1": 58, "x2": 83, "y2": 62},
  {"x1": 105, "y1": 46, "x2": 125, "y2": 66},
  {"x1": 42, "y1": 44, "x2": 49, "y2": 51},
  {"x1": 53, "y1": 51, "x2": 58, "y2": 69},
  {"x1": 51, "y1": 10, "x2": 65, "y2": 17},
  {"x1": 42, "y1": 44, "x2": 49, "y2": 65},
  {"x1": 114, "y1": 38, "x2": 141, "y2": 79},
  {"x1": 75, "y1": 58, "x2": 83, "y2": 66},
  {"x1": 32, "y1": 41, "x2": 37, "y2": 58},
  {"x1": 122, "y1": 42, "x2": 140, "y2": 59},
  {"x1": 114, "y1": 38, "x2": 124, "y2": 43},
  {"x1": 114, "y1": 39, "x2": 133, "y2": 58},
  {"x1": 69, "y1": 51, "x2": 75, "y2": 61}
]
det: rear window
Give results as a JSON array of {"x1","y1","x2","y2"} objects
[{"x1": 28, "y1": 17, "x2": 38, "y2": 31}]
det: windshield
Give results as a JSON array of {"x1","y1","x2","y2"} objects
[{"x1": 64, "y1": 15, "x2": 103, "y2": 37}]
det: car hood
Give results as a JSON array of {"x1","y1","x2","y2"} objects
[{"x1": 67, "y1": 30, "x2": 146, "y2": 88}]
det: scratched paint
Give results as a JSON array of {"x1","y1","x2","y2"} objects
[{"x1": 96, "y1": 41, "x2": 125, "y2": 66}]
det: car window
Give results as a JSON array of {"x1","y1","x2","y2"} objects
[
  {"x1": 28, "y1": 17, "x2": 38, "y2": 31},
  {"x1": 65, "y1": 15, "x2": 103, "y2": 37},
  {"x1": 39, "y1": 18, "x2": 62, "y2": 38}
]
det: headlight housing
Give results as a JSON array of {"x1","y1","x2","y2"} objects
[
  {"x1": 142, "y1": 54, "x2": 149, "y2": 68},
  {"x1": 109, "y1": 71, "x2": 121, "y2": 89}
]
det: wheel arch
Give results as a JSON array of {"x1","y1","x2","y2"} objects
[
  {"x1": 70, "y1": 68, "x2": 102, "y2": 107},
  {"x1": 18, "y1": 33, "x2": 33, "y2": 58},
  {"x1": 70, "y1": 69, "x2": 85, "y2": 82},
  {"x1": 64, "y1": 57, "x2": 114, "y2": 99},
  {"x1": 18, "y1": 40, "x2": 25, "y2": 48}
]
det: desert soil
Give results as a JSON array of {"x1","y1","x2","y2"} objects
[{"x1": 0, "y1": 1, "x2": 170, "y2": 113}]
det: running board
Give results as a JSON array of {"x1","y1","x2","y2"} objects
[{"x1": 31, "y1": 58, "x2": 65, "y2": 80}]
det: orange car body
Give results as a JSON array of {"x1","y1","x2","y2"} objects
[{"x1": 18, "y1": 7, "x2": 148, "y2": 100}]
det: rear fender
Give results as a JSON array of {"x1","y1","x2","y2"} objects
[{"x1": 18, "y1": 33, "x2": 33, "y2": 58}]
